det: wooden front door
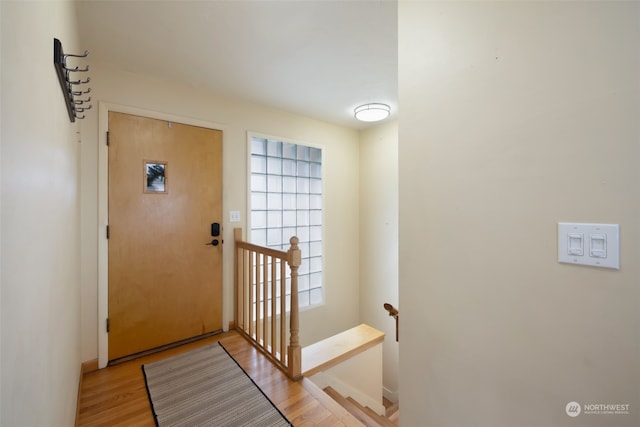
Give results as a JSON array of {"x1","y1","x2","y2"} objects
[{"x1": 108, "y1": 112, "x2": 223, "y2": 361}]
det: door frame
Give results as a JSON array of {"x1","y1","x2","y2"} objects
[{"x1": 97, "y1": 102, "x2": 226, "y2": 368}]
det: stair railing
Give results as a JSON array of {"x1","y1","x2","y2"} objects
[
  {"x1": 384, "y1": 303, "x2": 399, "y2": 342},
  {"x1": 234, "y1": 228, "x2": 301, "y2": 380}
]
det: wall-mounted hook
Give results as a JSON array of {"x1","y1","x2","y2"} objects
[
  {"x1": 64, "y1": 64, "x2": 89, "y2": 73},
  {"x1": 64, "y1": 50, "x2": 89, "y2": 59},
  {"x1": 69, "y1": 76, "x2": 90, "y2": 85},
  {"x1": 71, "y1": 87, "x2": 91, "y2": 96},
  {"x1": 53, "y1": 38, "x2": 92, "y2": 122}
]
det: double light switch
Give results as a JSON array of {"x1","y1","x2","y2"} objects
[{"x1": 558, "y1": 223, "x2": 619, "y2": 269}]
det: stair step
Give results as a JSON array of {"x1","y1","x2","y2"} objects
[
  {"x1": 385, "y1": 401, "x2": 399, "y2": 418},
  {"x1": 348, "y1": 397, "x2": 396, "y2": 427},
  {"x1": 324, "y1": 386, "x2": 396, "y2": 427},
  {"x1": 388, "y1": 409, "x2": 399, "y2": 425},
  {"x1": 324, "y1": 387, "x2": 380, "y2": 427}
]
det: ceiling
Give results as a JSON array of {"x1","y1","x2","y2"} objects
[{"x1": 76, "y1": 0, "x2": 398, "y2": 130}]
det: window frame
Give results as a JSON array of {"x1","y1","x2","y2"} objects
[{"x1": 246, "y1": 132, "x2": 326, "y2": 309}]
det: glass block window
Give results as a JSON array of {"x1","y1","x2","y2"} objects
[{"x1": 250, "y1": 136, "x2": 323, "y2": 308}]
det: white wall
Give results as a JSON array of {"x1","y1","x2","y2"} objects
[
  {"x1": 359, "y1": 120, "x2": 399, "y2": 401},
  {"x1": 1, "y1": 1, "x2": 81, "y2": 425},
  {"x1": 80, "y1": 64, "x2": 362, "y2": 362},
  {"x1": 399, "y1": 2, "x2": 639, "y2": 426}
]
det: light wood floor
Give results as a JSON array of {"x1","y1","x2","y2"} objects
[{"x1": 77, "y1": 330, "x2": 364, "y2": 426}]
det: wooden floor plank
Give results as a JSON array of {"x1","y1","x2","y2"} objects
[{"x1": 76, "y1": 330, "x2": 364, "y2": 427}]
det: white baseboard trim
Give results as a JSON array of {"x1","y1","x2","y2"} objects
[
  {"x1": 383, "y1": 386, "x2": 399, "y2": 403},
  {"x1": 309, "y1": 372, "x2": 386, "y2": 416}
]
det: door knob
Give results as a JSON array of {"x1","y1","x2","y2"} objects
[{"x1": 205, "y1": 239, "x2": 219, "y2": 246}]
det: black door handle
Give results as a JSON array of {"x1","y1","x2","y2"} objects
[{"x1": 205, "y1": 239, "x2": 219, "y2": 246}]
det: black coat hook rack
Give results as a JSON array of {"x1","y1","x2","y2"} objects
[{"x1": 53, "y1": 38, "x2": 92, "y2": 122}]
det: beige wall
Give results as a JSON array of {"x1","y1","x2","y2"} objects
[
  {"x1": 399, "y1": 2, "x2": 639, "y2": 426},
  {"x1": 80, "y1": 64, "x2": 362, "y2": 362},
  {"x1": 1, "y1": 1, "x2": 82, "y2": 425},
  {"x1": 0, "y1": 1, "x2": 397, "y2": 421},
  {"x1": 359, "y1": 120, "x2": 399, "y2": 401}
]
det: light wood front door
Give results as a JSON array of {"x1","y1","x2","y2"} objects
[{"x1": 108, "y1": 112, "x2": 223, "y2": 361}]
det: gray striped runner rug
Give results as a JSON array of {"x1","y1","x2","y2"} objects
[{"x1": 142, "y1": 342, "x2": 292, "y2": 426}]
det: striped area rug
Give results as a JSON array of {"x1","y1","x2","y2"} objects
[{"x1": 142, "y1": 342, "x2": 292, "y2": 427}]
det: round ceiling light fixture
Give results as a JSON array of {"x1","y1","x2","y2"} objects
[{"x1": 354, "y1": 103, "x2": 391, "y2": 122}]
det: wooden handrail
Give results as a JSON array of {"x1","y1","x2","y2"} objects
[
  {"x1": 384, "y1": 303, "x2": 399, "y2": 342},
  {"x1": 234, "y1": 228, "x2": 302, "y2": 380}
]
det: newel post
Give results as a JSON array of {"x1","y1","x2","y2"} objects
[{"x1": 287, "y1": 236, "x2": 302, "y2": 380}]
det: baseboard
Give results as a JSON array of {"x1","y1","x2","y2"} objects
[
  {"x1": 75, "y1": 364, "x2": 83, "y2": 426},
  {"x1": 383, "y1": 386, "x2": 399, "y2": 403},
  {"x1": 82, "y1": 359, "x2": 99, "y2": 374},
  {"x1": 228, "y1": 320, "x2": 235, "y2": 331},
  {"x1": 76, "y1": 358, "x2": 98, "y2": 426}
]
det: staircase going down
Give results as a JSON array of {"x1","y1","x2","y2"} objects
[{"x1": 324, "y1": 386, "x2": 399, "y2": 427}]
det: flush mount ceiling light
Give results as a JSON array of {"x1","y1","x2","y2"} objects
[{"x1": 354, "y1": 103, "x2": 391, "y2": 122}]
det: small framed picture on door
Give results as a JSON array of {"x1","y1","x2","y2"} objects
[{"x1": 144, "y1": 161, "x2": 167, "y2": 194}]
